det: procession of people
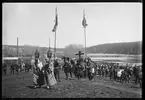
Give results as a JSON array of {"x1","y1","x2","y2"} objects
[
  {"x1": 2, "y1": 48, "x2": 142, "y2": 89},
  {"x1": 26, "y1": 47, "x2": 97, "y2": 89}
]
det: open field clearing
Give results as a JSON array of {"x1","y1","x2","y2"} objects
[{"x1": 2, "y1": 70, "x2": 142, "y2": 98}]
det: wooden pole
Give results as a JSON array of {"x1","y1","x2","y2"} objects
[
  {"x1": 17, "y1": 37, "x2": 18, "y2": 57},
  {"x1": 53, "y1": 7, "x2": 57, "y2": 61},
  {"x1": 17, "y1": 37, "x2": 19, "y2": 64},
  {"x1": 84, "y1": 27, "x2": 87, "y2": 78},
  {"x1": 84, "y1": 27, "x2": 86, "y2": 58},
  {"x1": 49, "y1": 38, "x2": 50, "y2": 48},
  {"x1": 54, "y1": 31, "x2": 56, "y2": 60},
  {"x1": 83, "y1": 9, "x2": 87, "y2": 78}
]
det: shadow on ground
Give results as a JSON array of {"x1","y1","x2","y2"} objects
[{"x1": 26, "y1": 86, "x2": 36, "y2": 89}]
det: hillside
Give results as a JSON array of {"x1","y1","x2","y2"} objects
[
  {"x1": 2, "y1": 45, "x2": 64, "y2": 57},
  {"x1": 86, "y1": 41, "x2": 142, "y2": 54},
  {"x1": 2, "y1": 41, "x2": 142, "y2": 57}
]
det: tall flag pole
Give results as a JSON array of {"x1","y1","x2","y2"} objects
[
  {"x1": 17, "y1": 37, "x2": 19, "y2": 64},
  {"x1": 48, "y1": 37, "x2": 51, "y2": 62},
  {"x1": 49, "y1": 37, "x2": 50, "y2": 48},
  {"x1": 48, "y1": 37, "x2": 51, "y2": 55},
  {"x1": 52, "y1": 7, "x2": 58, "y2": 60},
  {"x1": 82, "y1": 9, "x2": 88, "y2": 78},
  {"x1": 49, "y1": 37, "x2": 51, "y2": 55},
  {"x1": 82, "y1": 9, "x2": 88, "y2": 59}
]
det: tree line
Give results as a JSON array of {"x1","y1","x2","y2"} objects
[{"x1": 2, "y1": 41, "x2": 142, "y2": 57}]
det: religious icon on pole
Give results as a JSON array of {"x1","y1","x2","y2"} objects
[
  {"x1": 35, "y1": 49, "x2": 39, "y2": 59},
  {"x1": 47, "y1": 47, "x2": 52, "y2": 59}
]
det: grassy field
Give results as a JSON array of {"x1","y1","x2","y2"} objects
[
  {"x1": 2, "y1": 70, "x2": 142, "y2": 98},
  {"x1": 2, "y1": 54, "x2": 142, "y2": 98}
]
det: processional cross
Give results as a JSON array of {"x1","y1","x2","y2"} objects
[{"x1": 75, "y1": 51, "x2": 84, "y2": 62}]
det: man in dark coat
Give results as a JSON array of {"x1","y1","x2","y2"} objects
[
  {"x1": 109, "y1": 66, "x2": 114, "y2": 81},
  {"x1": 3, "y1": 63, "x2": 7, "y2": 75},
  {"x1": 11, "y1": 63, "x2": 15, "y2": 74},
  {"x1": 63, "y1": 57, "x2": 72, "y2": 80},
  {"x1": 54, "y1": 59, "x2": 61, "y2": 82},
  {"x1": 133, "y1": 65, "x2": 140, "y2": 84},
  {"x1": 86, "y1": 58, "x2": 91, "y2": 79}
]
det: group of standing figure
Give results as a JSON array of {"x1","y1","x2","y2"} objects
[
  {"x1": 60, "y1": 56, "x2": 142, "y2": 87},
  {"x1": 2, "y1": 62, "x2": 32, "y2": 75},
  {"x1": 94, "y1": 62, "x2": 142, "y2": 87},
  {"x1": 32, "y1": 49, "x2": 58, "y2": 89},
  {"x1": 61, "y1": 57, "x2": 96, "y2": 81},
  {"x1": 2, "y1": 50, "x2": 142, "y2": 89},
  {"x1": 31, "y1": 49, "x2": 97, "y2": 89}
]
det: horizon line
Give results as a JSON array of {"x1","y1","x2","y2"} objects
[{"x1": 2, "y1": 40, "x2": 142, "y2": 48}]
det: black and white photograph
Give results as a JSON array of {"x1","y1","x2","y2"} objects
[{"x1": 2, "y1": 3, "x2": 142, "y2": 98}]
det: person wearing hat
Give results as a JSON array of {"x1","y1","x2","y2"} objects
[
  {"x1": 62, "y1": 57, "x2": 73, "y2": 80},
  {"x1": 42, "y1": 58, "x2": 52, "y2": 89},
  {"x1": 32, "y1": 49, "x2": 44, "y2": 88},
  {"x1": 54, "y1": 59, "x2": 61, "y2": 82},
  {"x1": 42, "y1": 49, "x2": 57, "y2": 89}
]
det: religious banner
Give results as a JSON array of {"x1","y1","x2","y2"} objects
[
  {"x1": 52, "y1": 7, "x2": 58, "y2": 32},
  {"x1": 82, "y1": 10, "x2": 88, "y2": 28}
]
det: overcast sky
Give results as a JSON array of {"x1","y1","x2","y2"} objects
[{"x1": 2, "y1": 3, "x2": 142, "y2": 48}]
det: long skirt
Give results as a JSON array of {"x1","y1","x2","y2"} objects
[
  {"x1": 33, "y1": 70, "x2": 44, "y2": 86},
  {"x1": 47, "y1": 72, "x2": 57, "y2": 86}
]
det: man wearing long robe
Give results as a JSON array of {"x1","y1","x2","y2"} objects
[
  {"x1": 54, "y1": 59, "x2": 61, "y2": 82},
  {"x1": 42, "y1": 58, "x2": 57, "y2": 89},
  {"x1": 32, "y1": 58, "x2": 44, "y2": 88}
]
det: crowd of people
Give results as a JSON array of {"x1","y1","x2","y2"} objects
[
  {"x1": 2, "y1": 62, "x2": 32, "y2": 75},
  {"x1": 55, "y1": 56, "x2": 142, "y2": 88},
  {"x1": 2, "y1": 50, "x2": 142, "y2": 89},
  {"x1": 61, "y1": 57, "x2": 142, "y2": 84}
]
